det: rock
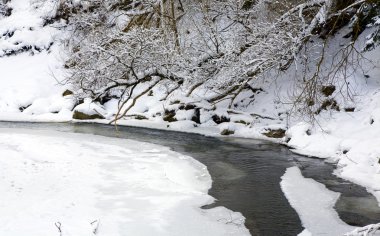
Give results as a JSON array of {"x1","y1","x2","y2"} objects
[
  {"x1": 234, "y1": 120, "x2": 249, "y2": 125},
  {"x1": 62, "y1": 89, "x2": 73, "y2": 96},
  {"x1": 212, "y1": 114, "x2": 230, "y2": 124},
  {"x1": 344, "y1": 107, "x2": 355, "y2": 112},
  {"x1": 178, "y1": 104, "x2": 196, "y2": 110},
  {"x1": 163, "y1": 110, "x2": 177, "y2": 122},
  {"x1": 126, "y1": 114, "x2": 148, "y2": 120},
  {"x1": 307, "y1": 99, "x2": 315, "y2": 107},
  {"x1": 170, "y1": 100, "x2": 181, "y2": 105},
  {"x1": 94, "y1": 94, "x2": 119, "y2": 105},
  {"x1": 134, "y1": 115, "x2": 148, "y2": 120},
  {"x1": 316, "y1": 99, "x2": 340, "y2": 114},
  {"x1": 321, "y1": 85, "x2": 336, "y2": 97},
  {"x1": 221, "y1": 129, "x2": 235, "y2": 135},
  {"x1": 191, "y1": 108, "x2": 201, "y2": 124},
  {"x1": 262, "y1": 129, "x2": 286, "y2": 138},
  {"x1": 72, "y1": 110, "x2": 104, "y2": 120}
]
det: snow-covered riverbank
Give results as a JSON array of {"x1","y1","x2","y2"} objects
[{"x1": 0, "y1": 128, "x2": 249, "y2": 236}]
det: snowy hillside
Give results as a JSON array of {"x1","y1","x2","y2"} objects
[{"x1": 0, "y1": 0, "x2": 72, "y2": 120}]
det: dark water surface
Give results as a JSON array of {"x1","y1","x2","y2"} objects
[{"x1": 1, "y1": 122, "x2": 379, "y2": 235}]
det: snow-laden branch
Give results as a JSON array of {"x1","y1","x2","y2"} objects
[{"x1": 345, "y1": 222, "x2": 380, "y2": 236}]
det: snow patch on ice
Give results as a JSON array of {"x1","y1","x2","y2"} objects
[{"x1": 280, "y1": 166, "x2": 356, "y2": 236}]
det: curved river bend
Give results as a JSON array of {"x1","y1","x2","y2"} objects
[{"x1": 1, "y1": 122, "x2": 379, "y2": 235}]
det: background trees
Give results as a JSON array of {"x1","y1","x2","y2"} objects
[{"x1": 55, "y1": 0, "x2": 380, "y2": 121}]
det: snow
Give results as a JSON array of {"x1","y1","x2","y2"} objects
[
  {"x1": 280, "y1": 166, "x2": 356, "y2": 236},
  {"x1": 285, "y1": 89, "x2": 380, "y2": 204},
  {"x1": 0, "y1": 128, "x2": 249, "y2": 236},
  {"x1": 0, "y1": 0, "x2": 67, "y2": 116},
  {"x1": 74, "y1": 98, "x2": 107, "y2": 117}
]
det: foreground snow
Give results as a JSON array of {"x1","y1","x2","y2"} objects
[
  {"x1": 280, "y1": 167, "x2": 356, "y2": 236},
  {"x1": 0, "y1": 128, "x2": 249, "y2": 236}
]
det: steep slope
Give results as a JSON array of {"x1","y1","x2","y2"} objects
[{"x1": 0, "y1": 0, "x2": 72, "y2": 120}]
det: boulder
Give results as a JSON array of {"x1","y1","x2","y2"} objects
[
  {"x1": 221, "y1": 129, "x2": 235, "y2": 135},
  {"x1": 262, "y1": 128, "x2": 286, "y2": 138},
  {"x1": 62, "y1": 89, "x2": 73, "y2": 96},
  {"x1": 72, "y1": 110, "x2": 104, "y2": 120}
]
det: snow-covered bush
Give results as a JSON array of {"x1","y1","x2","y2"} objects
[{"x1": 58, "y1": 0, "x2": 380, "y2": 122}]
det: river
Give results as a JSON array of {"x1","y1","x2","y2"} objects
[{"x1": 1, "y1": 121, "x2": 379, "y2": 235}]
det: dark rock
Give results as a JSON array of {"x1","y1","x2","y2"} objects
[
  {"x1": 242, "y1": 0, "x2": 255, "y2": 10},
  {"x1": 163, "y1": 110, "x2": 177, "y2": 122},
  {"x1": 62, "y1": 89, "x2": 73, "y2": 96},
  {"x1": 133, "y1": 115, "x2": 148, "y2": 120},
  {"x1": 321, "y1": 85, "x2": 336, "y2": 97},
  {"x1": 307, "y1": 99, "x2": 315, "y2": 107},
  {"x1": 179, "y1": 103, "x2": 197, "y2": 111},
  {"x1": 344, "y1": 107, "x2": 355, "y2": 112},
  {"x1": 343, "y1": 150, "x2": 349, "y2": 154},
  {"x1": 72, "y1": 110, "x2": 104, "y2": 120},
  {"x1": 170, "y1": 100, "x2": 181, "y2": 105},
  {"x1": 212, "y1": 114, "x2": 230, "y2": 124},
  {"x1": 262, "y1": 129, "x2": 286, "y2": 138},
  {"x1": 191, "y1": 108, "x2": 201, "y2": 124},
  {"x1": 221, "y1": 129, "x2": 235, "y2": 135},
  {"x1": 234, "y1": 120, "x2": 249, "y2": 125},
  {"x1": 316, "y1": 99, "x2": 340, "y2": 114},
  {"x1": 94, "y1": 94, "x2": 119, "y2": 105}
]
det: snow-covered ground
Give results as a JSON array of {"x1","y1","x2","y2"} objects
[{"x1": 0, "y1": 128, "x2": 249, "y2": 236}]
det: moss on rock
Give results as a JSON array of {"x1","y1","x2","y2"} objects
[
  {"x1": 262, "y1": 129, "x2": 286, "y2": 138},
  {"x1": 62, "y1": 89, "x2": 74, "y2": 96},
  {"x1": 72, "y1": 110, "x2": 104, "y2": 120}
]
